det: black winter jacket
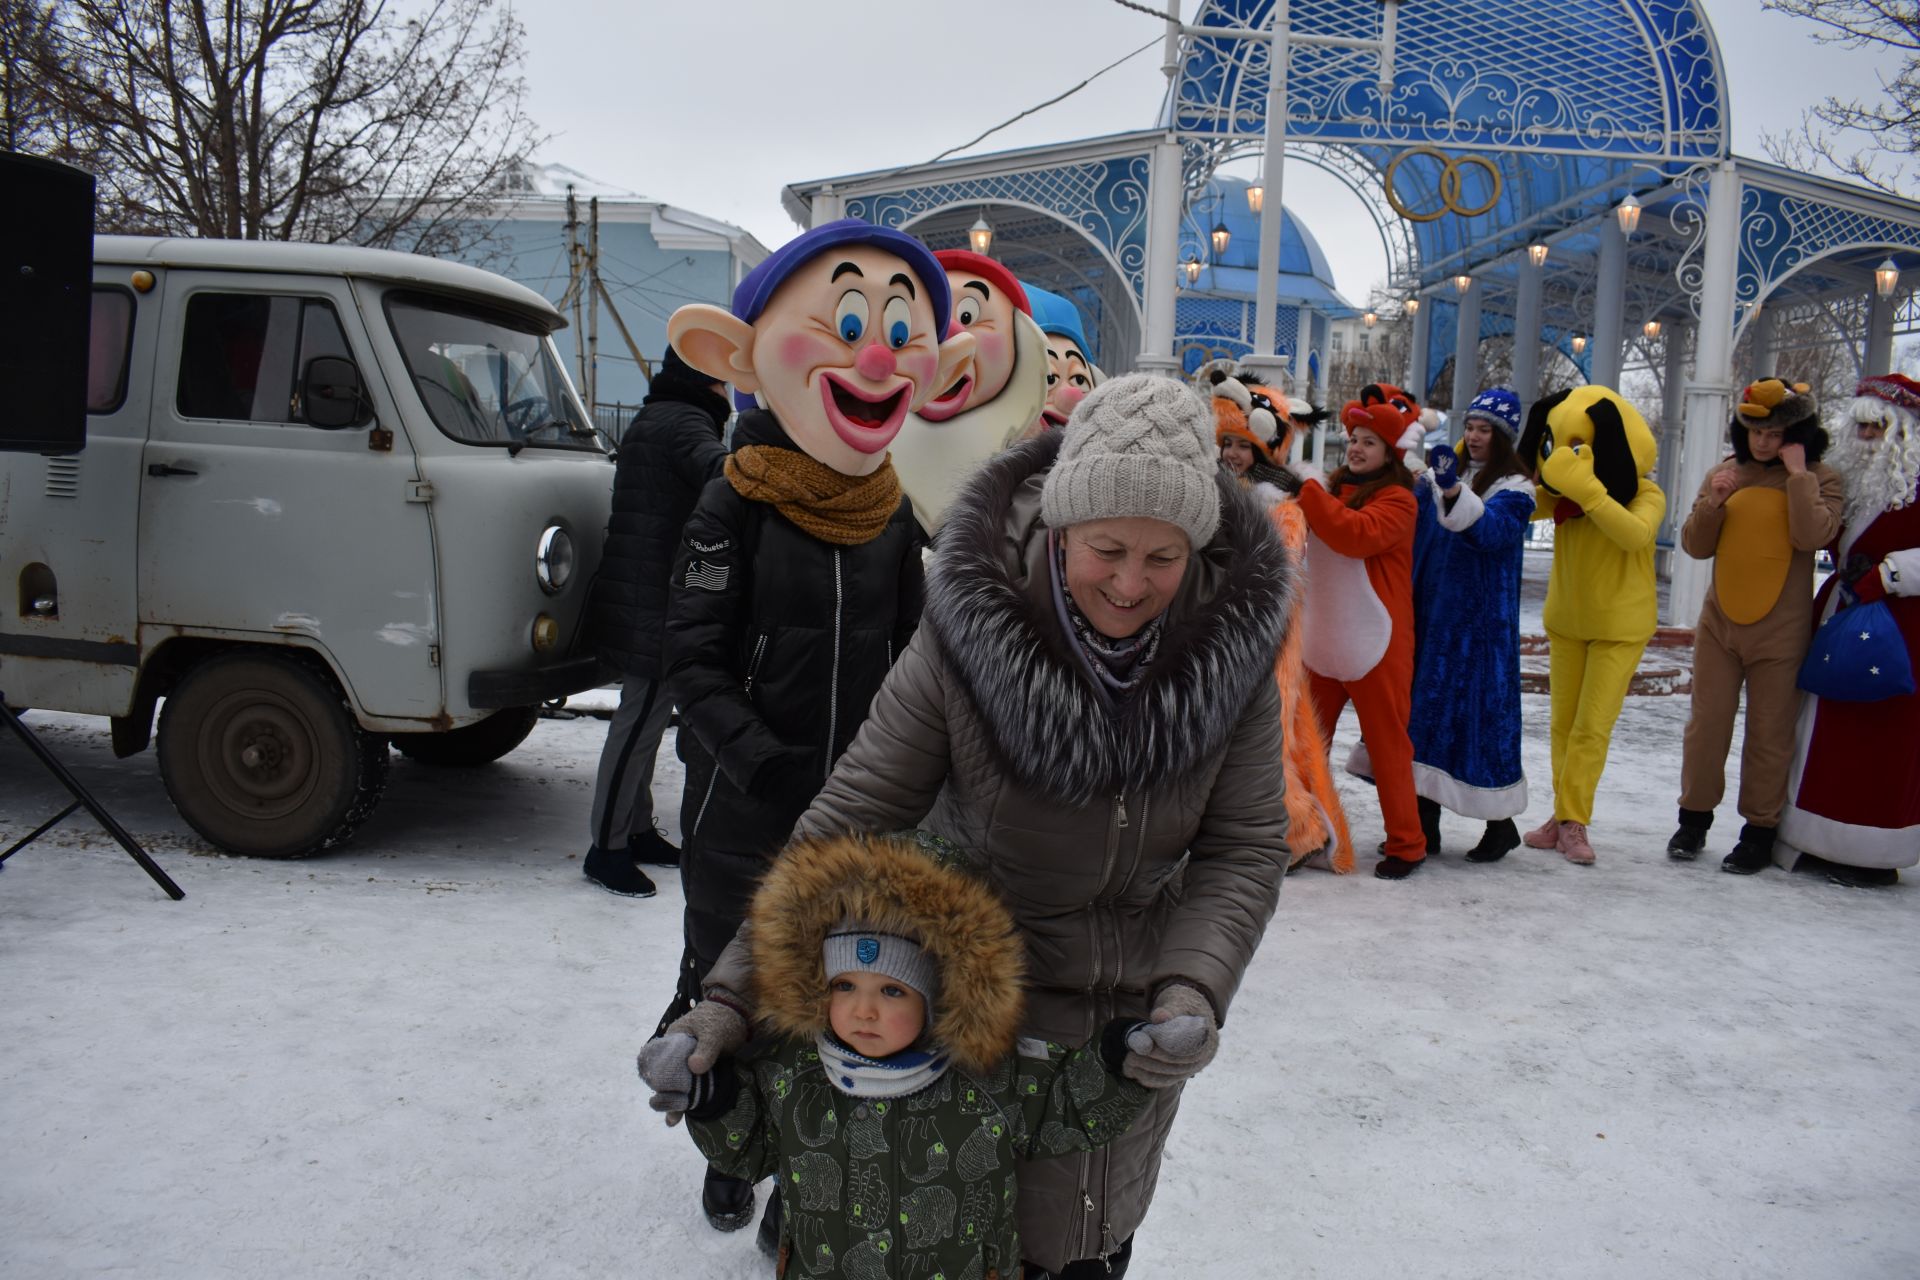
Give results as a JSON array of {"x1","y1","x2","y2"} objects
[
  {"x1": 592, "y1": 383, "x2": 730, "y2": 675},
  {"x1": 664, "y1": 411, "x2": 924, "y2": 964}
]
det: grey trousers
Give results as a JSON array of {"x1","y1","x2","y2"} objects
[{"x1": 588, "y1": 674, "x2": 676, "y2": 851}]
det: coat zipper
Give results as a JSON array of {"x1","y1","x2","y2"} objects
[
  {"x1": 1075, "y1": 790, "x2": 1128, "y2": 1260},
  {"x1": 826, "y1": 549, "x2": 843, "y2": 778},
  {"x1": 691, "y1": 630, "x2": 770, "y2": 841}
]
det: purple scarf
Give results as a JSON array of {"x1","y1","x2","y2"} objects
[{"x1": 1048, "y1": 529, "x2": 1164, "y2": 705}]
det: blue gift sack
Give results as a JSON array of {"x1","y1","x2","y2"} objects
[{"x1": 1797, "y1": 599, "x2": 1915, "y2": 702}]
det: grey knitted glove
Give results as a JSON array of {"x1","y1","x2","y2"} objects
[
  {"x1": 1122, "y1": 982, "x2": 1220, "y2": 1090},
  {"x1": 637, "y1": 996, "x2": 749, "y2": 1125}
]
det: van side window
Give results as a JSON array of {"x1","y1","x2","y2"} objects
[
  {"x1": 176, "y1": 294, "x2": 356, "y2": 424},
  {"x1": 88, "y1": 288, "x2": 136, "y2": 413}
]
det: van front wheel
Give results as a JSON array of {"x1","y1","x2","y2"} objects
[
  {"x1": 158, "y1": 652, "x2": 389, "y2": 857},
  {"x1": 390, "y1": 705, "x2": 539, "y2": 767}
]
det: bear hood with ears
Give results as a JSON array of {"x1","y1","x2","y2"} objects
[
  {"x1": 749, "y1": 834, "x2": 1026, "y2": 1075},
  {"x1": 1730, "y1": 377, "x2": 1830, "y2": 466},
  {"x1": 1517, "y1": 385, "x2": 1657, "y2": 506}
]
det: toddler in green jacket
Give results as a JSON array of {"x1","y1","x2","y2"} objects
[{"x1": 640, "y1": 833, "x2": 1209, "y2": 1279}]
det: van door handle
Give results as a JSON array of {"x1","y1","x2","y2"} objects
[{"x1": 146, "y1": 464, "x2": 198, "y2": 478}]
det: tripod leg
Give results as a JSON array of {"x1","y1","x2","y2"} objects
[
  {"x1": 2, "y1": 800, "x2": 82, "y2": 863},
  {"x1": 1, "y1": 703, "x2": 185, "y2": 900}
]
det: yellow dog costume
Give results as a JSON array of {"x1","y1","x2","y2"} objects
[{"x1": 1515, "y1": 387, "x2": 1666, "y2": 853}]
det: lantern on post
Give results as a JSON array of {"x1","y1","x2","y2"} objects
[
  {"x1": 1404, "y1": 297, "x2": 1420, "y2": 316},
  {"x1": 968, "y1": 213, "x2": 993, "y2": 256},
  {"x1": 1183, "y1": 259, "x2": 1202, "y2": 286},
  {"x1": 1529, "y1": 242, "x2": 1549, "y2": 268},
  {"x1": 1571, "y1": 334, "x2": 1588, "y2": 354},
  {"x1": 1643, "y1": 319, "x2": 1663, "y2": 340},
  {"x1": 1363, "y1": 311, "x2": 1378, "y2": 328},
  {"x1": 1876, "y1": 258, "x2": 1900, "y2": 299},
  {"x1": 1454, "y1": 274, "x2": 1473, "y2": 295},
  {"x1": 1210, "y1": 223, "x2": 1231, "y2": 256},
  {"x1": 1616, "y1": 193, "x2": 1642, "y2": 237},
  {"x1": 1246, "y1": 183, "x2": 1265, "y2": 214}
]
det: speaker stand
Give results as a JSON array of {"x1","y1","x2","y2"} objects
[{"x1": 1, "y1": 697, "x2": 184, "y2": 899}]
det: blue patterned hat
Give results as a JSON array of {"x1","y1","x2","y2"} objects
[{"x1": 1466, "y1": 387, "x2": 1523, "y2": 439}]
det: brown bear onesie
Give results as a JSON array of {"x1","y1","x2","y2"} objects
[{"x1": 1672, "y1": 379, "x2": 1846, "y2": 871}]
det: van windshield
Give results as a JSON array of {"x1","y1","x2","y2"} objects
[{"x1": 386, "y1": 294, "x2": 600, "y2": 452}]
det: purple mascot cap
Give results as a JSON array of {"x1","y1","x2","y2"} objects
[{"x1": 733, "y1": 218, "x2": 952, "y2": 338}]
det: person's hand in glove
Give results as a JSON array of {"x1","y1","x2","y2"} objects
[
  {"x1": 1538, "y1": 440, "x2": 1607, "y2": 509},
  {"x1": 1842, "y1": 552, "x2": 1889, "y2": 605},
  {"x1": 1426, "y1": 444, "x2": 1461, "y2": 495},
  {"x1": 1120, "y1": 982, "x2": 1219, "y2": 1089},
  {"x1": 1398, "y1": 423, "x2": 1429, "y2": 476},
  {"x1": 637, "y1": 995, "x2": 749, "y2": 1125}
]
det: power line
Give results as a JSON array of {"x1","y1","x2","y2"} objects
[{"x1": 927, "y1": 35, "x2": 1163, "y2": 165}]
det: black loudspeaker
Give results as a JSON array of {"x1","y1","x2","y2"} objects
[{"x1": 0, "y1": 152, "x2": 96, "y2": 455}]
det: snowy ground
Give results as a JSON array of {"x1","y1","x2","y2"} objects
[{"x1": 5, "y1": 553, "x2": 1918, "y2": 1279}]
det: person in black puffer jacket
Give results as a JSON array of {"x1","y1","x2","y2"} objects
[
  {"x1": 582, "y1": 346, "x2": 730, "y2": 897},
  {"x1": 654, "y1": 218, "x2": 971, "y2": 1238}
]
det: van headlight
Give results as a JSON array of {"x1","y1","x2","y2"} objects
[{"x1": 536, "y1": 525, "x2": 575, "y2": 595}]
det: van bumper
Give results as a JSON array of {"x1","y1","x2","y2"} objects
[{"x1": 468, "y1": 655, "x2": 610, "y2": 708}]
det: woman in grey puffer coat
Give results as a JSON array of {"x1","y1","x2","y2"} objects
[{"x1": 652, "y1": 374, "x2": 1295, "y2": 1278}]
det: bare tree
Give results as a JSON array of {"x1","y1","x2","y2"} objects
[
  {"x1": 34, "y1": 0, "x2": 539, "y2": 253},
  {"x1": 1761, "y1": 0, "x2": 1920, "y2": 195},
  {"x1": 2, "y1": 0, "x2": 75, "y2": 155}
]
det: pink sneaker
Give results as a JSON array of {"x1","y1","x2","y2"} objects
[
  {"x1": 1522, "y1": 816, "x2": 1561, "y2": 849},
  {"x1": 1558, "y1": 821, "x2": 1595, "y2": 865}
]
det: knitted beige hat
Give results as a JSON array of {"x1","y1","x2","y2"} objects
[{"x1": 1040, "y1": 373, "x2": 1221, "y2": 548}]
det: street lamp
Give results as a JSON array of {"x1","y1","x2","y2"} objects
[
  {"x1": 1529, "y1": 242, "x2": 1550, "y2": 268},
  {"x1": 1363, "y1": 311, "x2": 1378, "y2": 328},
  {"x1": 1877, "y1": 257, "x2": 1901, "y2": 299},
  {"x1": 1454, "y1": 274, "x2": 1473, "y2": 294},
  {"x1": 1246, "y1": 184, "x2": 1265, "y2": 214},
  {"x1": 1183, "y1": 259, "x2": 1202, "y2": 286},
  {"x1": 1404, "y1": 297, "x2": 1421, "y2": 316},
  {"x1": 1210, "y1": 223, "x2": 1232, "y2": 256},
  {"x1": 1572, "y1": 334, "x2": 1588, "y2": 354},
  {"x1": 1643, "y1": 319, "x2": 1663, "y2": 340},
  {"x1": 1616, "y1": 193, "x2": 1643, "y2": 237},
  {"x1": 968, "y1": 213, "x2": 993, "y2": 256}
]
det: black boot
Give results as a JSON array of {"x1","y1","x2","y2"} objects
[
  {"x1": 627, "y1": 826, "x2": 681, "y2": 868},
  {"x1": 1465, "y1": 818, "x2": 1520, "y2": 863},
  {"x1": 582, "y1": 845, "x2": 656, "y2": 897},
  {"x1": 1666, "y1": 808, "x2": 1713, "y2": 861},
  {"x1": 1720, "y1": 823, "x2": 1776, "y2": 875},
  {"x1": 755, "y1": 1186, "x2": 783, "y2": 1257},
  {"x1": 1374, "y1": 855, "x2": 1423, "y2": 880},
  {"x1": 701, "y1": 1168, "x2": 754, "y2": 1232},
  {"x1": 1417, "y1": 796, "x2": 1443, "y2": 856}
]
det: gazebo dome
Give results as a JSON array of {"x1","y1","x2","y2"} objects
[{"x1": 1184, "y1": 174, "x2": 1349, "y2": 312}]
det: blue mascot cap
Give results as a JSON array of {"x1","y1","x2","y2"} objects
[
  {"x1": 1466, "y1": 386, "x2": 1524, "y2": 440},
  {"x1": 733, "y1": 218, "x2": 952, "y2": 339},
  {"x1": 1024, "y1": 283, "x2": 1093, "y2": 358}
]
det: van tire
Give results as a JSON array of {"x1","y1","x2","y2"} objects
[
  {"x1": 157, "y1": 651, "x2": 389, "y2": 857},
  {"x1": 390, "y1": 705, "x2": 539, "y2": 767}
]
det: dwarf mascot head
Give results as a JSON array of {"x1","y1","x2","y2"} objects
[
  {"x1": 1025, "y1": 284, "x2": 1102, "y2": 430},
  {"x1": 889, "y1": 250, "x2": 1051, "y2": 532},
  {"x1": 1516, "y1": 385, "x2": 1658, "y2": 508},
  {"x1": 666, "y1": 219, "x2": 974, "y2": 477}
]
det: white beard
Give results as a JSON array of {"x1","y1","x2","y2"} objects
[{"x1": 1831, "y1": 407, "x2": 1920, "y2": 532}]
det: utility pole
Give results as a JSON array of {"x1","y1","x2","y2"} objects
[
  {"x1": 586, "y1": 196, "x2": 601, "y2": 415},
  {"x1": 563, "y1": 185, "x2": 586, "y2": 392}
]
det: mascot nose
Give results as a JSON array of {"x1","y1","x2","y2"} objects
[
  {"x1": 1056, "y1": 385, "x2": 1087, "y2": 414},
  {"x1": 946, "y1": 318, "x2": 963, "y2": 339},
  {"x1": 855, "y1": 342, "x2": 897, "y2": 382}
]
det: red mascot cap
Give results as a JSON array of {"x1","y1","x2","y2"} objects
[{"x1": 934, "y1": 249, "x2": 1032, "y2": 318}]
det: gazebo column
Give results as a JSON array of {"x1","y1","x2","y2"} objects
[
  {"x1": 1669, "y1": 161, "x2": 1742, "y2": 628},
  {"x1": 1241, "y1": 6, "x2": 1291, "y2": 389},
  {"x1": 1867, "y1": 282, "x2": 1896, "y2": 375},
  {"x1": 1749, "y1": 304, "x2": 1778, "y2": 378},
  {"x1": 1138, "y1": 137, "x2": 1184, "y2": 376},
  {"x1": 1407, "y1": 297, "x2": 1432, "y2": 401},
  {"x1": 1289, "y1": 308, "x2": 1315, "y2": 462},
  {"x1": 1511, "y1": 253, "x2": 1545, "y2": 407},
  {"x1": 808, "y1": 185, "x2": 842, "y2": 228},
  {"x1": 1450, "y1": 276, "x2": 1482, "y2": 429},
  {"x1": 1312, "y1": 312, "x2": 1332, "y2": 461},
  {"x1": 1657, "y1": 321, "x2": 1690, "y2": 552},
  {"x1": 1592, "y1": 218, "x2": 1627, "y2": 388}
]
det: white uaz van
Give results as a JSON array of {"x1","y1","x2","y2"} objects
[{"x1": 0, "y1": 237, "x2": 613, "y2": 856}]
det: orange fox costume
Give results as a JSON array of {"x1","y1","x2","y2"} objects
[{"x1": 1211, "y1": 375, "x2": 1354, "y2": 873}]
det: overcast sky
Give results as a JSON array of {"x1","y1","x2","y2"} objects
[{"x1": 517, "y1": 0, "x2": 1906, "y2": 303}]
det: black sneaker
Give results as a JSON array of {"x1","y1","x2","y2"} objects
[
  {"x1": 1720, "y1": 823, "x2": 1776, "y2": 876},
  {"x1": 1824, "y1": 862, "x2": 1899, "y2": 889},
  {"x1": 1374, "y1": 855, "x2": 1423, "y2": 880},
  {"x1": 702, "y1": 1168, "x2": 754, "y2": 1233},
  {"x1": 627, "y1": 827, "x2": 681, "y2": 868},
  {"x1": 1464, "y1": 818, "x2": 1520, "y2": 863},
  {"x1": 582, "y1": 845, "x2": 656, "y2": 897},
  {"x1": 1667, "y1": 808, "x2": 1713, "y2": 861}
]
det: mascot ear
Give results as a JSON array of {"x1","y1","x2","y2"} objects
[
  {"x1": 1517, "y1": 389, "x2": 1571, "y2": 472},
  {"x1": 1359, "y1": 383, "x2": 1388, "y2": 407},
  {"x1": 1585, "y1": 397, "x2": 1639, "y2": 505}
]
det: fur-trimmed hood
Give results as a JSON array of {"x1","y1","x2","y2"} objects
[
  {"x1": 924, "y1": 430, "x2": 1295, "y2": 805},
  {"x1": 749, "y1": 835, "x2": 1026, "y2": 1075}
]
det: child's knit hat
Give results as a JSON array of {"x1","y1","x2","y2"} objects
[{"x1": 823, "y1": 923, "x2": 939, "y2": 1004}]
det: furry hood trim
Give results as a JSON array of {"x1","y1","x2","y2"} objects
[
  {"x1": 750, "y1": 835, "x2": 1026, "y2": 1074},
  {"x1": 925, "y1": 430, "x2": 1296, "y2": 805}
]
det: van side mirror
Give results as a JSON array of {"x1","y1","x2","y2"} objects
[{"x1": 301, "y1": 356, "x2": 369, "y2": 429}]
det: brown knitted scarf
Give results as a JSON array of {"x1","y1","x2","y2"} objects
[{"x1": 725, "y1": 445, "x2": 903, "y2": 546}]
